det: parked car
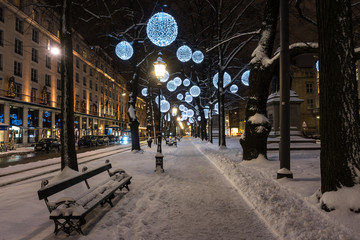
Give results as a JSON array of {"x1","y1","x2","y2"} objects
[
  {"x1": 97, "y1": 135, "x2": 109, "y2": 145},
  {"x1": 78, "y1": 135, "x2": 98, "y2": 147},
  {"x1": 35, "y1": 138, "x2": 60, "y2": 151}
]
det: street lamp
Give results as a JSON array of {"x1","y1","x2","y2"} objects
[{"x1": 153, "y1": 53, "x2": 167, "y2": 173}]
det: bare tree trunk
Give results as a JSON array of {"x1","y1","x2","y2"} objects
[
  {"x1": 60, "y1": 0, "x2": 78, "y2": 171},
  {"x1": 240, "y1": 0, "x2": 279, "y2": 160},
  {"x1": 316, "y1": 0, "x2": 360, "y2": 194}
]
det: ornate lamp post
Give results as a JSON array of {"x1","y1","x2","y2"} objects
[{"x1": 153, "y1": 54, "x2": 167, "y2": 173}]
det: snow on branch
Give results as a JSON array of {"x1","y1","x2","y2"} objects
[
  {"x1": 128, "y1": 105, "x2": 137, "y2": 121},
  {"x1": 248, "y1": 113, "x2": 270, "y2": 125}
]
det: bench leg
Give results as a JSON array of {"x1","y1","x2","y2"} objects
[{"x1": 53, "y1": 218, "x2": 85, "y2": 235}]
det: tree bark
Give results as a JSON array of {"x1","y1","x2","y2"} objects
[
  {"x1": 316, "y1": 0, "x2": 360, "y2": 193},
  {"x1": 60, "y1": 0, "x2": 78, "y2": 171},
  {"x1": 240, "y1": 0, "x2": 279, "y2": 160}
]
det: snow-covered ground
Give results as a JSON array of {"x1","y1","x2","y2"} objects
[{"x1": 0, "y1": 137, "x2": 359, "y2": 240}]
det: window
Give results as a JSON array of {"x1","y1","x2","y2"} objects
[
  {"x1": 46, "y1": 38, "x2": 50, "y2": 50},
  {"x1": 0, "y1": 30, "x2": 3, "y2": 46},
  {"x1": 31, "y1": 88, "x2": 37, "y2": 102},
  {"x1": 95, "y1": 83, "x2": 98, "y2": 91},
  {"x1": 15, "y1": 83, "x2": 22, "y2": 98},
  {"x1": 307, "y1": 99, "x2": 314, "y2": 109},
  {"x1": 31, "y1": 68, "x2": 38, "y2": 82},
  {"x1": 83, "y1": 64, "x2": 87, "y2": 73},
  {"x1": 76, "y1": 58, "x2": 79, "y2": 68},
  {"x1": 45, "y1": 74, "x2": 51, "y2": 87},
  {"x1": 57, "y1": 62, "x2": 61, "y2": 73},
  {"x1": 83, "y1": 77, "x2": 86, "y2": 86},
  {"x1": 83, "y1": 90, "x2": 86, "y2": 99},
  {"x1": 89, "y1": 79, "x2": 92, "y2": 89},
  {"x1": 45, "y1": 55, "x2": 51, "y2": 69},
  {"x1": 15, "y1": 18, "x2": 23, "y2": 34},
  {"x1": 32, "y1": 28, "x2": 39, "y2": 43},
  {"x1": 46, "y1": 20, "x2": 53, "y2": 33},
  {"x1": 0, "y1": 54, "x2": 2, "y2": 71},
  {"x1": 0, "y1": 6, "x2": 4, "y2": 22},
  {"x1": 306, "y1": 83, "x2": 313, "y2": 93},
  {"x1": 75, "y1": 44, "x2": 80, "y2": 52},
  {"x1": 90, "y1": 68, "x2": 93, "y2": 76},
  {"x1": 57, "y1": 79, "x2": 61, "y2": 90},
  {"x1": 31, "y1": 48, "x2": 38, "y2": 62},
  {"x1": 76, "y1": 73, "x2": 79, "y2": 83},
  {"x1": 14, "y1": 60, "x2": 22, "y2": 77},
  {"x1": 82, "y1": 50, "x2": 87, "y2": 58},
  {"x1": 14, "y1": 38, "x2": 23, "y2": 55}
]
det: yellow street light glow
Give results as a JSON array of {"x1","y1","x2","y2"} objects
[
  {"x1": 50, "y1": 47, "x2": 60, "y2": 56},
  {"x1": 153, "y1": 55, "x2": 167, "y2": 80}
]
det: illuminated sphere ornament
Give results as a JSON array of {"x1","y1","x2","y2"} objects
[
  {"x1": 167, "y1": 80, "x2": 177, "y2": 92},
  {"x1": 179, "y1": 104, "x2": 185, "y2": 111},
  {"x1": 187, "y1": 109, "x2": 194, "y2": 117},
  {"x1": 141, "y1": 88, "x2": 148, "y2": 97},
  {"x1": 185, "y1": 95, "x2": 193, "y2": 103},
  {"x1": 189, "y1": 85, "x2": 201, "y2": 97},
  {"x1": 115, "y1": 41, "x2": 133, "y2": 60},
  {"x1": 160, "y1": 99, "x2": 170, "y2": 113},
  {"x1": 155, "y1": 95, "x2": 165, "y2": 105},
  {"x1": 183, "y1": 107, "x2": 188, "y2": 112},
  {"x1": 177, "y1": 93, "x2": 184, "y2": 100},
  {"x1": 192, "y1": 50, "x2": 204, "y2": 64},
  {"x1": 173, "y1": 77, "x2": 182, "y2": 86},
  {"x1": 160, "y1": 70, "x2": 169, "y2": 83},
  {"x1": 176, "y1": 45, "x2": 192, "y2": 62},
  {"x1": 197, "y1": 116, "x2": 201, "y2": 121},
  {"x1": 213, "y1": 72, "x2": 231, "y2": 89},
  {"x1": 241, "y1": 70, "x2": 250, "y2": 86},
  {"x1": 146, "y1": 12, "x2": 178, "y2": 47},
  {"x1": 230, "y1": 84, "x2": 238, "y2": 93},
  {"x1": 316, "y1": 60, "x2": 319, "y2": 71},
  {"x1": 183, "y1": 78, "x2": 191, "y2": 87},
  {"x1": 188, "y1": 118, "x2": 194, "y2": 124}
]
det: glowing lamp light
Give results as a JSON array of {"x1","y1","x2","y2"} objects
[
  {"x1": 173, "y1": 77, "x2": 182, "y2": 86},
  {"x1": 141, "y1": 88, "x2": 148, "y2": 97},
  {"x1": 50, "y1": 47, "x2": 60, "y2": 56},
  {"x1": 316, "y1": 60, "x2": 319, "y2": 71},
  {"x1": 213, "y1": 72, "x2": 231, "y2": 89},
  {"x1": 230, "y1": 84, "x2": 238, "y2": 93},
  {"x1": 192, "y1": 50, "x2": 204, "y2": 64},
  {"x1": 177, "y1": 93, "x2": 184, "y2": 100},
  {"x1": 153, "y1": 55, "x2": 167, "y2": 80},
  {"x1": 183, "y1": 78, "x2": 191, "y2": 87},
  {"x1": 160, "y1": 99, "x2": 170, "y2": 113},
  {"x1": 146, "y1": 12, "x2": 178, "y2": 47},
  {"x1": 241, "y1": 70, "x2": 250, "y2": 86},
  {"x1": 189, "y1": 86, "x2": 201, "y2": 97},
  {"x1": 197, "y1": 116, "x2": 201, "y2": 121},
  {"x1": 172, "y1": 107, "x2": 178, "y2": 116},
  {"x1": 176, "y1": 45, "x2": 192, "y2": 62},
  {"x1": 188, "y1": 118, "x2": 194, "y2": 124},
  {"x1": 204, "y1": 108, "x2": 209, "y2": 119},
  {"x1": 167, "y1": 80, "x2": 177, "y2": 92},
  {"x1": 160, "y1": 70, "x2": 170, "y2": 83},
  {"x1": 185, "y1": 95, "x2": 193, "y2": 103},
  {"x1": 115, "y1": 41, "x2": 133, "y2": 60}
]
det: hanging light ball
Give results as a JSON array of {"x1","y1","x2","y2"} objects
[
  {"x1": 316, "y1": 60, "x2": 319, "y2": 71},
  {"x1": 179, "y1": 104, "x2": 185, "y2": 111},
  {"x1": 192, "y1": 50, "x2": 204, "y2": 64},
  {"x1": 176, "y1": 45, "x2": 192, "y2": 62},
  {"x1": 115, "y1": 41, "x2": 133, "y2": 60},
  {"x1": 214, "y1": 103, "x2": 219, "y2": 114},
  {"x1": 155, "y1": 95, "x2": 165, "y2": 105},
  {"x1": 141, "y1": 88, "x2": 148, "y2": 97},
  {"x1": 160, "y1": 99, "x2": 170, "y2": 113},
  {"x1": 183, "y1": 107, "x2": 188, "y2": 112},
  {"x1": 177, "y1": 93, "x2": 184, "y2": 100},
  {"x1": 146, "y1": 12, "x2": 178, "y2": 47},
  {"x1": 189, "y1": 86, "x2": 201, "y2": 97},
  {"x1": 230, "y1": 84, "x2": 238, "y2": 93},
  {"x1": 241, "y1": 70, "x2": 250, "y2": 86},
  {"x1": 188, "y1": 118, "x2": 194, "y2": 124},
  {"x1": 185, "y1": 91, "x2": 190, "y2": 96},
  {"x1": 197, "y1": 116, "x2": 201, "y2": 121},
  {"x1": 213, "y1": 72, "x2": 231, "y2": 89},
  {"x1": 160, "y1": 70, "x2": 170, "y2": 83},
  {"x1": 183, "y1": 78, "x2": 191, "y2": 87},
  {"x1": 185, "y1": 95, "x2": 193, "y2": 103},
  {"x1": 173, "y1": 77, "x2": 182, "y2": 86},
  {"x1": 187, "y1": 109, "x2": 194, "y2": 117},
  {"x1": 167, "y1": 80, "x2": 177, "y2": 92}
]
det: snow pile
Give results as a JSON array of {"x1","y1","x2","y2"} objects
[{"x1": 194, "y1": 138, "x2": 359, "y2": 240}]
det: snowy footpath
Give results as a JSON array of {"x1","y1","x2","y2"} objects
[{"x1": 0, "y1": 137, "x2": 359, "y2": 240}]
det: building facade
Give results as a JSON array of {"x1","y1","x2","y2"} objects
[{"x1": 0, "y1": 0, "x2": 146, "y2": 146}]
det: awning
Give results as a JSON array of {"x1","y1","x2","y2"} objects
[
  {"x1": 0, "y1": 123, "x2": 8, "y2": 131},
  {"x1": 106, "y1": 125, "x2": 120, "y2": 129}
]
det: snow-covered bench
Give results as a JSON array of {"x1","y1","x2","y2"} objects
[{"x1": 37, "y1": 160, "x2": 132, "y2": 235}]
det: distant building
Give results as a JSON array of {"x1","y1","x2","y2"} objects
[{"x1": 0, "y1": 0, "x2": 146, "y2": 146}]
